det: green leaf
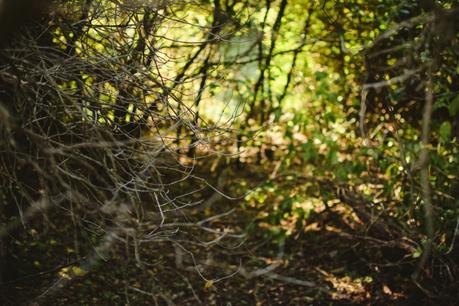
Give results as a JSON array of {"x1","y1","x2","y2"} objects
[
  {"x1": 439, "y1": 121, "x2": 452, "y2": 143},
  {"x1": 448, "y1": 95, "x2": 459, "y2": 116},
  {"x1": 314, "y1": 71, "x2": 328, "y2": 81}
]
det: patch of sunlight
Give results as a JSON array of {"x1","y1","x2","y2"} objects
[
  {"x1": 316, "y1": 267, "x2": 371, "y2": 301},
  {"x1": 356, "y1": 183, "x2": 384, "y2": 197},
  {"x1": 280, "y1": 216, "x2": 297, "y2": 235},
  {"x1": 304, "y1": 222, "x2": 321, "y2": 232},
  {"x1": 58, "y1": 266, "x2": 88, "y2": 280},
  {"x1": 200, "y1": 94, "x2": 242, "y2": 125},
  {"x1": 295, "y1": 198, "x2": 324, "y2": 213}
]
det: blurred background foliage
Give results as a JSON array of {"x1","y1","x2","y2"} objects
[{"x1": 1, "y1": 0, "x2": 459, "y2": 304}]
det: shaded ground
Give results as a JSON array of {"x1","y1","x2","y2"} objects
[{"x1": 3, "y1": 160, "x2": 459, "y2": 305}]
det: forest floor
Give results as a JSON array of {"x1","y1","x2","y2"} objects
[{"x1": 4, "y1": 159, "x2": 458, "y2": 306}]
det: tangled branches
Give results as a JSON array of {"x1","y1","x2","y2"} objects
[{"x1": 0, "y1": 0, "x2": 247, "y2": 299}]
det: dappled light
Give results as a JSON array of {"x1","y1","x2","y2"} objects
[{"x1": 1, "y1": 0, "x2": 459, "y2": 304}]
